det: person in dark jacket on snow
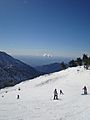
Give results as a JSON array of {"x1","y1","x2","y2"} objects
[
  {"x1": 17, "y1": 95, "x2": 20, "y2": 99},
  {"x1": 82, "y1": 86, "x2": 87, "y2": 95},
  {"x1": 54, "y1": 89, "x2": 58, "y2": 100}
]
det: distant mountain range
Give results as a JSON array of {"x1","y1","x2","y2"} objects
[
  {"x1": 14, "y1": 55, "x2": 71, "y2": 67},
  {"x1": 0, "y1": 51, "x2": 68, "y2": 89},
  {"x1": 35, "y1": 63, "x2": 64, "y2": 74},
  {"x1": 0, "y1": 51, "x2": 41, "y2": 89}
]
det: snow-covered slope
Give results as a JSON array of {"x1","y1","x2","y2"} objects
[{"x1": 0, "y1": 66, "x2": 90, "y2": 120}]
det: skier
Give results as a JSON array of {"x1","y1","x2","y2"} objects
[
  {"x1": 60, "y1": 89, "x2": 64, "y2": 95},
  {"x1": 82, "y1": 86, "x2": 87, "y2": 95},
  {"x1": 54, "y1": 89, "x2": 58, "y2": 100},
  {"x1": 17, "y1": 95, "x2": 20, "y2": 99}
]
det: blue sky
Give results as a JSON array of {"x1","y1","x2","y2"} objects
[{"x1": 0, "y1": 0, "x2": 90, "y2": 57}]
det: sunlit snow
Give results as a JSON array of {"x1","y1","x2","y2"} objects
[{"x1": 0, "y1": 66, "x2": 90, "y2": 120}]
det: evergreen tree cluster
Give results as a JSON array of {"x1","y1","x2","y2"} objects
[
  {"x1": 82, "y1": 54, "x2": 90, "y2": 69},
  {"x1": 68, "y1": 54, "x2": 90, "y2": 69}
]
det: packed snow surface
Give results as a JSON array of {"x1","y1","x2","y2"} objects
[{"x1": 0, "y1": 66, "x2": 90, "y2": 120}]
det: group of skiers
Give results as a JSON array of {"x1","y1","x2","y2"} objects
[
  {"x1": 54, "y1": 86, "x2": 88, "y2": 100},
  {"x1": 1, "y1": 87, "x2": 21, "y2": 99},
  {"x1": 54, "y1": 89, "x2": 64, "y2": 100},
  {"x1": 1, "y1": 86, "x2": 88, "y2": 100}
]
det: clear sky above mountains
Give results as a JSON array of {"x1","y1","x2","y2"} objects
[{"x1": 0, "y1": 0, "x2": 90, "y2": 57}]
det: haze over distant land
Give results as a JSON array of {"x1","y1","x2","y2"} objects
[
  {"x1": 0, "y1": 0, "x2": 89, "y2": 57},
  {"x1": 14, "y1": 55, "x2": 71, "y2": 67}
]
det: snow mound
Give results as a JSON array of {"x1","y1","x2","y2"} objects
[{"x1": 0, "y1": 66, "x2": 90, "y2": 120}]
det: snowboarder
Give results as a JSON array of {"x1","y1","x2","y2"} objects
[
  {"x1": 60, "y1": 89, "x2": 64, "y2": 95},
  {"x1": 54, "y1": 89, "x2": 58, "y2": 100},
  {"x1": 82, "y1": 86, "x2": 87, "y2": 95}
]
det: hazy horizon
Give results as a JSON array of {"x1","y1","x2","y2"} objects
[{"x1": 14, "y1": 55, "x2": 71, "y2": 67}]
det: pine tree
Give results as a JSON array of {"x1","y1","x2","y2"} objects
[
  {"x1": 69, "y1": 60, "x2": 77, "y2": 67},
  {"x1": 60, "y1": 62, "x2": 67, "y2": 70},
  {"x1": 82, "y1": 54, "x2": 90, "y2": 69},
  {"x1": 76, "y1": 57, "x2": 82, "y2": 66}
]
